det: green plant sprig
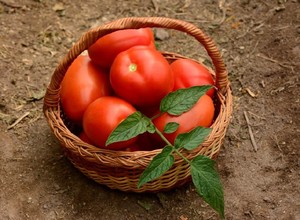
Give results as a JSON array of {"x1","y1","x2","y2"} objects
[{"x1": 106, "y1": 86, "x2": 225, "y2": 219}]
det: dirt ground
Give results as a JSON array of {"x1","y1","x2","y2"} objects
[{"x1": 0, "y1": 0, "x2": 299, "y2": 219}]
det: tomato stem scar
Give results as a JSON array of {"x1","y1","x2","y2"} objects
[{"x1": 129, "y1": 63, "x2": 137, "y2": 72}]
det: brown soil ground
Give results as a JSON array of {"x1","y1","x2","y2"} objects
[{"x1": 0, "y1": 0, "x2": 299, "y2": 219}]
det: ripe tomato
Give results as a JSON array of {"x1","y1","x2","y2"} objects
[
  {"x1": 88, "y1": 28, "x2": 155, "y2": 69},
  {"x1": 170, "y1": 59, "x2": 215, "y2": 97},
  {"x1": 152, "y1": 94, "x2": 215, "y2": 145},
  {"x1": 78, "y1": 131, "x2": 94, "y2": 145},
  {"x1": 110, "y1": 46, "x2": 174, "y2": 107},
  {"x1": 60, "y1": 55, "x2": 112, "y2": 124},
  {"x1": 136, "y1": 132, "x2": 164, "y2": 151},
  {"x1": 139, "y1": 105, "x2": 160, "y2": 118},
  {"x1": 83, "y1": 96, "x2": 137, "y2": 150},
  {"x1": 123, "y1": 143, "x2": 141, "y2": 152}
]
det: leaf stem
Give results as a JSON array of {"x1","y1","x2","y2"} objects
[
  {"x1": 154, "y1": 127, "x2": 191, "y2": 165},
  {"x1": 154, "y1": 127, "x2": 173, "y2": 147},
  {"x1": 150, "y1": 112, "x2": 163, "y2": 120},
  {"x1": 173, "y1": 148, "x2": 191, "y2": 165}
]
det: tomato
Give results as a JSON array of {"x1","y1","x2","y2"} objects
[
  {"x1": 110, "y1": 46, "x2": 174, "y2": 107},
  {"x1": 139, "y1": 105, "x2": 160, "y2": 118},
  {"x1": 60, "y1": 55, "x2": 112, "y2": 124},
  {"x1": 83, "y1": 96, "x2": 137, "y2": 150},
  {"x1": 136, "y1": 132, "x2": 164, "y2": 151},
  {"x1": 78, "y1": 131, "x2": 94, "y2": 145},
  {"x1": 123, "y1": 143, "x2": 141, "y2": 152},
  {"x1": 152, "y1": 94, "x2": 215, "y2": 145},
  {"x1": 88, "y1": 28, "x2": 155, "y2": 69},
  {"x1": 170, "y1": 59, "x2": 215, "y2": 97}
]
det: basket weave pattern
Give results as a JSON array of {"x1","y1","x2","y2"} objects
[{"x1": 43, "y1": 17, "x2": 233, "y2": 192}]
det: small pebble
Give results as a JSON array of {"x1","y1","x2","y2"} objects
[
  {"x1": 154, "y1": 28, "x2": 170, "y2": 41},
  {"x1": 54, "y1": 184, "x2": 60, "y2": 190},
  {"x1": 263, "y1": 197, "x2": 271, "y2": 203},
  {"x1": 27, "y1": 197, "x2": 32, "y2": 204}
]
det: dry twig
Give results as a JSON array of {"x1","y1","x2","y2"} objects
[
  {"x1": 218, "y1": 0, "x2": 227, "y2": 25},
  {"x1": 249, "y1": 40, "x2": 259, "y2": 56},
  {"x1": 151, "y1": 0, "x2": 159, "y2": 14},
  {"x1": 0, "y1": 0, "x2": 22, "y2": 8},
  {"x1": 245, "y1": 88, "x2": 258, "y2": 98},
  {"x1": 257, "y1": 53, "x2": 294, "y2": 71},
  {"x1": 182, "y1": 0, "x2": 191, "y2": 10},
  {"x1": 236, "y1": 23, "x2": 264, "y2": 39},
  {"x1": 244, "y1": 111, "x2": 258, "y2": 152},
  {"x1": 271, "y1": 135, "x2": 283, "y2": 152},
  {"x1": 248, "y1": 111, "x2": 266, "y2": 120},
  {"x1": 7, "y1": 111, "x2": 30, "y2": 130}
]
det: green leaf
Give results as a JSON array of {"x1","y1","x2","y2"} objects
[
  {"x1": 160, "y1": 85, "x2": 212, "y2": 116},
  {"x1": 106, "y1": 111, "x2": 151, "y2": 146},
  {"x1": 138, "y1": 146, "x2": 174, "y2": 188},
  {"x1": 174, "y1": 127, "x2": 212, "y2": 150},
  {"x1": 147, "y1": 122, "x2": 156, "y2": 134},
  {"x1": 163, "y1": 122, "x2": 179, "y2": 134},
  {"x1": 191, "y1": 156, "x2": 225, "y2": 219}
]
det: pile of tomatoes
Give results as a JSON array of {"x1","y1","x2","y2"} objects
[{"x1": 60, "y1": 28, "x2": 215, "y2": 151}]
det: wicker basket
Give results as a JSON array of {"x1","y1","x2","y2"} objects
[{"x1": 43, "y1": 17, "x2": 233, "y2": 193}]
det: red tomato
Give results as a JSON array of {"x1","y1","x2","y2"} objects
[
  {"x1": 88, "y1": 28, "x2": 155, "y2": 69},
  {"x1": 138, "y1": 105, "x2": 160, "y2": 118},
  {"x1": 136, "y1": 132, "x2": 164, "y2": 151},
  {"x1": 60, "y1": 55, "x2": 112, "y2": 124},
  {"x1": 83, "y1": 96, "x2": 137, "y2": 150},
  {"x1": 123, "y1": 143, "x2": 141, "y2": 152},
  {"x1": 78, "y1": 131, "x2": 94, "y2": 145},
  {"x1": 171, "y1": 59, "x2": 215, "y2": 97},
  {"x1": 152, "y1": 94, "x2": 215, "y2": 145},
  {"x1": 110, "y1": 46, "x2": 174, "y2": 107}
]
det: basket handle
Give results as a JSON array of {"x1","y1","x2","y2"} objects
[{"x1": 44, "y1": 17, "x2": 228, "y2": 109}]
